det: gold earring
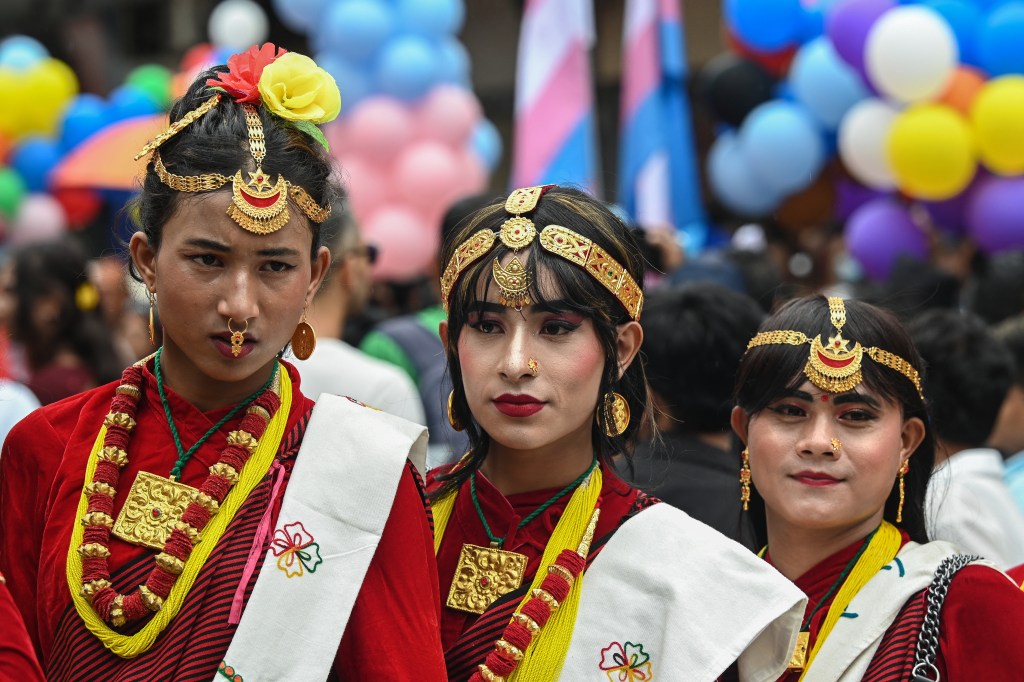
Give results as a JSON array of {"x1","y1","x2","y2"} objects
[
  {"x1": 740, "y1": 448, "x2": 751, "y2": 512},
  {"x1": 896, "y1": 461, "x2": 909, "y2": 524},
  {"x1": 148, "y1": 291, "x2": 157, "y2": 346},
  {"x1": 291, "y1": 306, "x2": 316, "y2": 360},
  {"x1": 598, "y1": 392, "x2": 630, "y2": 437},
  {"x1": 447, "y1": 390, "x2": 464, "y2": 432},
  {"x1": 528, "y1": 358, "x2": 539, "y2": 377},
  {"x1": 227, "y1": 318, "x2": 248, "y2": 357}
]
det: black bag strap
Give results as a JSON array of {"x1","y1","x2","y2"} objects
[{"x1": 910, "y1": 553, "x2": 982, "y2": 681}]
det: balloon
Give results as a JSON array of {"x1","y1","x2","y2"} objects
[
  {"x1": 741, "y1": 100, "x2": 826, "y2": 195},
  {"x1": 271, "y1": 0, "x2": 327, "y2": 33},
  {"x1": 469, "y1": 119, "x2": 502, "y2": 171},
  {"x1": 826, "y1": 0, "x2": 894, "y2": 77},
  {"x1": 17, "y1": 58, "x2": 78, "y2": 139},
  {"x1": 845, "y1": 198, "x2": 928, "y2": 280},
  {"x1": 918, "y1": 171, "x2": 984, "y2": 235},
  {"x1": 707, "y1": 131, "x2": 782, "y2": 216},
  {"x1": 208, "y1": 0, "x2": 269, "y2": 51},
  {"x1": 696, "y1": 53, "x2": 775, "y2": 128},
  {"x1": 394, "y1": 141, "x2": 462, "y2": 212},
  {"x1": 320, "y1": 0, "x2": 396, "y2": 62},
  {"x1": 315, "y1": 51, "x2": 372, "y2": 111},
  {"x1": 179, "y1": 43, "x2": 219, "y2": 73},
  {"x1": 107, "y1": 84, "x2": 160, "y2": 122},
  {"x1": 972, "y1": 76, "x2": 1024, "y2": 175},
  {"x1": 938, "y1": 66, "x2": 985, "y2": 116},
  {"x1": 362, "y1": 205, "x2": 436, "y2": 281},
  {"x1": 10, "y1": 137, "x2": 61, "y2": 192},
  {"x1": 834, "y1": 174, "x2": 888, "y2": 221},
  {"x1": 789, "y1": 37, "x2": 868, "y2": 129},
  {"x1": 886, "y1": 103, "x2": 976, "y2": 200},
  {"x1": 966, "y1": 176, "x2": 1024, "y2": 253},
  {"x1": 126, "y1": 64, "x2": 173, "y2": 109},
  {"x1": 60, "y1": 94, "x2": 109, "y2": 152},
  {"x1": 0, "y1": 36, "x2": 47, "y2": 71},
  {"x1": 723, "y1": 0, "x2": 805, "y2": 52},
  {"x1": 724, "y1": 29, "x2": 797, "y2": 77},
  {"x1": 10, "y1": 193, "x2": 67, "y2": 245},
  {"x1": 0, "y1": 167, "x2": 27, "y2": 218},
  {"x1": 0, "y1": 132, "x2": 11, "y2": 164},
  {"x1": 345, "y1": 97, "x2": 415, "y2": 164},
  {"x1": 865, "y1": 6, "x2": 958, "y2": 103},
  {"x1": 338, "y1": 156, "x2": 395, "y2": 220},
  {"x1": 924, "y1": 0, "x2": 981, "y2": 66},
  {"x1": 978, "y1": 2, "x2": 1024, "y2": 77},
  {"x1": 417, "y1": 85, "x2": 480, "y2": 147},
  {"x1": 53, "y1": 187, "x2": 102, "y2": 228},
  {"x1": 838, "y1": 98, "x2": 899, "y2": 189},
  {"x1": 436, "y1": 37, "x2": 471, "y2": 86},
  {"x1": 376, "y1": 35, "x2": 440, "y2": 101},
  {"x1": 397, "y1": 0, "x2": 465, "y2": 38}
]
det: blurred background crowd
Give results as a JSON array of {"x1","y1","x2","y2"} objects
[{"x1": 1, "y1": 0, "x2": 1024, "y2": 561}]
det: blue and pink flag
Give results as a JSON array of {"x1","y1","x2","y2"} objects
[
  {"x1": 511, "y1": 0, "x2": 599, "y2": 194},
  {"x1": 619, "y1": 0, "x2": 707, "y2": 251}
]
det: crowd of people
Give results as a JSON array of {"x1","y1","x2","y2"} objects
[{"x1": 1, "y1": 44, "x2": 1024, "y2": 681}]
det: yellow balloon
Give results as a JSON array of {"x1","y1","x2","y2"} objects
[
  {"x1": 0, "y1": 68, "x2": 32, "y2": 139},
  {"x1": 971, "y1": 76, "x2": 1024, "y2": 176},
  {"x1": 886, "y1": 103, "x2": 976, "y2": 200},
  {"x1": 18, "y1": 58, "x2": 80, "y2": 138}
]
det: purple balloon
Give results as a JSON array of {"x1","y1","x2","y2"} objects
[
  {"x1": 918, "y1": 171, "x2": 987, "y2": 236},
  {"x1": 845, "y1": 197, "x2": 928, "y2": 280},
  {"x1": 967, "y1": 177, "x2": 1024, "y2": 254},
  {"x1": 834, "y1": 175, "x2": 888, "y2": 221},
  {"x1": 826, "y1": 0, "x2": 895, "y2": 78}
]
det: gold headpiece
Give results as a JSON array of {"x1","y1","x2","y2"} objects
[
  {"x1": 440, "y1": 186, "x2": 643, "y2": 320},
  {"x1": 746, "y1": 297, "x2": 923, "y2": 398}
]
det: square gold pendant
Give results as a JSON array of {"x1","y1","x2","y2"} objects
[
  {"x1": 788, "y1": 631, "x2": 809, "y2": 671},
  {"x1": 112, "y1": 471, "x2": 200, "y2": 550},
  {"x1": 446, "y1": 543, "x2": 528, "y2": 614}
]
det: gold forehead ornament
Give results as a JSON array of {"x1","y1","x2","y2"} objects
[
  {"x1": 442, "y1": 186, "x2": 643, "y2": 320},
  {"x1": 746, "y1": 297, "x2": 923, "y2": 399},
  {"x1": 135, "y1": 95, "x2": 330, "y2": 234}
]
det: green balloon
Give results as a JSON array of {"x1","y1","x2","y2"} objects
[
  {"x1": 0, "y1": 167, "x2": 26, "y2": 219},
  {"x1": 126, "y1": 64, "x2": 173, "y2": 109}
]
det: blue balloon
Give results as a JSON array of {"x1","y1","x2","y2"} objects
[
  {"x1": 740, "y1": 100, "x2": 825, "y2": 195},
  {"x1": 707, "y1": 131, "x2": 782, "y2": 216},
  {"x1": 979, "y1": 2, "x2": 1024, "y2": 76},
  {"x1": 436, "y1": 37, "x2": 470, "y2": 85},
  {"x1": 0, "y1": 35, "x2": 48, "y2": 71},
  {"x1": 315, "y1": 51, "x2": 372, "y2": 112},
  {"x1": 397, "y1": 0, "x2": 465, "y2": 38},
  {"x1": 724, "y1": 0, "x2": 805, "y2": 51},
  {"x1": 11, "y1": 137, "x2": 61, "y2": 193},
  {"x1": 470, "y1": 119, "x2": 502, "y2": 171},
  {"x1": 60, "y1": 94, "x2": 109, "y2": 153},
  {"x1": 789, "y1": 37, "x2": 868, "y2": 129},
  {"x1": 320, "y1": 0, "x2": 396, "y2": 62},
  {"x1": 375, "y1": 35, "x2": 440, "y2": 101},
  {"x1": 925, "y1": 0, "x2": 982, "y2": 66},
  {"x1": 272, "y1": 0, "x2": 328, "y2": 33},
  {"x1": 107, "y1": 85, "x2": 160, "y2": 122}
]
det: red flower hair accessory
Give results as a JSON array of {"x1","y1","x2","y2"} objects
[{"x1": 207, "y1": 43, "x2": 287, "y2": 103}]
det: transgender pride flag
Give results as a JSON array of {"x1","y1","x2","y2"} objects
[
  {"x1": 511, "y1": 0, "x2": 599, "y2": 193},
  {"x1": 619, "y1": 0, "x2": 707, "y2": 251}
]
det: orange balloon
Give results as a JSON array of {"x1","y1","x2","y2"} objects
[
  {"x1": 0, "y1": 132, "x2": 11, "y2": 164},
  {"x1": 939, "y1": 67, "x2": 986, "y2": 117}
]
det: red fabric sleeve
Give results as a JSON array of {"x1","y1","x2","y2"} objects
[
  {"x1": 937, "y1": 564, "x2": 1024, "y2": 678},
  {"x1": 333, "y1": 465, "x2": 446, "y2": 680},
  {"x1": 0, "y1": 579, "x2": 44, "y2": 681},
  {"x1": 1006, "y1": 563, "x2": 1024, "y2": 586}
]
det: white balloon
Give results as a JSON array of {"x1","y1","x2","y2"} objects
[
  {"x1": 208, "y1": 0, "x2": 269, "y2": 52},
  {"x1": 838, "y1": 99, "x2": 901, "y2": 190},
  {"x1": 865, "y1": 6, "x2": 958, "y2": 103}
]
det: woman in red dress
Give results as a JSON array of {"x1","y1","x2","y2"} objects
[
  {"x1": 0, "y1": 44, "x2": 445, "y2": 681},
  {"x1": 731, "y1": 295, "x2": 1024, "y2": 679}
]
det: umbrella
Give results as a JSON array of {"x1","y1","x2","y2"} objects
[{"x1": 51, "y1": 114, "x2": 167, "y2": 191}]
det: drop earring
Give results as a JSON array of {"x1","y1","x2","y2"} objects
[
  {"x1": 740, "y1": 448, "x2": 751, "y2": 512},
  {"x1": 291, "y1": 306, "x2": 316, "y2": 360},
  {"x1": 148, "y1": 291, "x2": 157, "y2": 346},
  {"x1": 896, "y1": 461, "x2": 909, "y2": 524}
]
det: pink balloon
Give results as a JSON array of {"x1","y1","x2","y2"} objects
[
  {"x1": 416, "y1": 85, "x2": 481, "y2": 147},
  {"x1": 453, "y1": 150, "x2": 488, "y2": 197},
  {"x1": 324, "y1": 120, "x2": 352, "y2": 158},
  {"x1": 344, "y1": 97, "x2": 415, "y2": 165},
  {"x1": 394, "y1": 141, "x2": 462, "y2": 213},
  {"x1": 10, "y1": 193, "x2": 66, "y2": 245},
  {"x1": 338, "y1": 155, "x2": 395, "y2": 224},
  {"x1": 362, "y1": 205, "x2": 437, "y2": 282}
]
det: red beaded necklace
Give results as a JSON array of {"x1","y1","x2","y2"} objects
[{"x1": 75, "y1": 358, "x2": 281, "y2": 628}]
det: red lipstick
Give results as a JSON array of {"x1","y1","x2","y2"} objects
[
  {"x1": 493, "y1": 393, "x2": 545, "y2": 418},
  {"x1": 791, "y1": 470, "x2": 841, "y2": 487},
  {"x1": 212, "y1": 335, "x2": 255, "y2": 359}
]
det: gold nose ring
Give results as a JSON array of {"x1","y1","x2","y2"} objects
[
  {"x1": 528, "y1": 358, "x2": 539, "y2": 377},
  {"x1": 227, "y1": 318, "x2": 248, "y2": 357},
  {"x1": 831, "y1": 437, "x2": 842, "y2": 454}
]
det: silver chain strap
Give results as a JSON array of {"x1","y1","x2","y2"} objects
[{"x1": 911, "y1": 554, "x2": 981, "y2": 681}]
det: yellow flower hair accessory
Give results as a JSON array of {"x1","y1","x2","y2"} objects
[{"x1": 258, "y1": 52, "x2": 341, "y2": 125}]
